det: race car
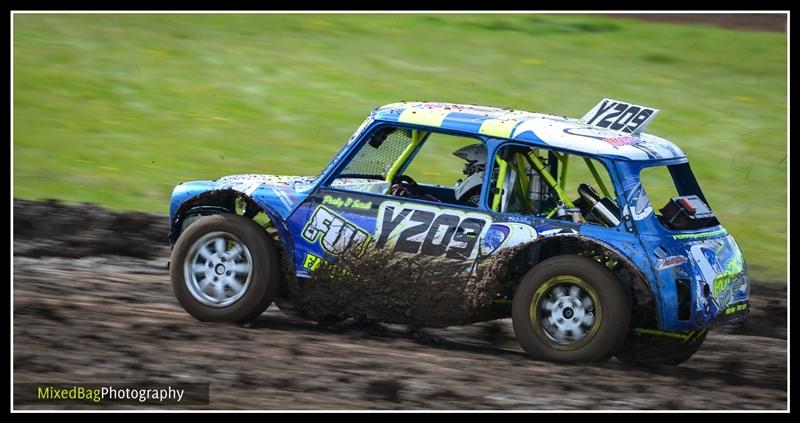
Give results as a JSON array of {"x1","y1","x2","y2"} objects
[{"x1": 167, "y1": 99, "x2": 749, "y2": 365}]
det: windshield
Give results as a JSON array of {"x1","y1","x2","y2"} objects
[
  {"x1": 639, "y1": 162, "x2": 720, "y2": 230},
  {"x1": 340, "y1": 126, "x2": 418, "y2": 180}
]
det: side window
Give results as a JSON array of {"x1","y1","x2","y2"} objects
[
  {"x1": 639, "y1": 163, "x2": 719, "y2": 230},
  {"x1": 403, "y1": 132, "x2": 479, "y2": 186},
  {"x1": 402, "y1": 132, "x2": 486, "y2": 207},
  {"x1": 488, "y1": 145, "x2": 621, "y2": 227},
  {"x1": 638, "y1": 165, "x2": 677, "y2": 217},
  {"x1": 330, "y1": 125, "x2": 486, "y2": 208}
]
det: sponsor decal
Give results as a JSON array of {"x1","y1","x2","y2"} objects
[
  {"x1": 724, "y1": 303, "x2": 748, "y2": 315},
  {"x1": 625, "y1": 182, "x2": 653, "y2": 221},
  {"x1": 480, "y1": 223, "x2": 539, "y2": 256},
  {"x1": 303, "y1": 252, "x2": 323, "y2": 271},
  {"x1": 375, "y1": 201, "x2": 491, "y2": 260},
  {"x1": 673, "y1": 228, "x2": 727, "y2": 240},
  {"x1": 604, "y1": 135, "x2": 640, "y2": 147},
  {"x1": 689, "y1": 240, "x2": 746, "y2": 309},
  {"x1": 561, "y1": 127, "x2": 664, "y2": 160},
  {"x1": 302, "y1": 252, "x2": 352, "y2": 278},
  {"x1": 480, "y1": 225, "x2": 509, "y2": 256},
  {"x1": 302, "y1": 205, "x2": 372, "y2": 255},
  {"x1": 538, "y1": 227, "x2": 579, "y2": 237},
  {"x1": 656, "y1": 255, "x2": 688, "y2": 271},
  {"x1": 711, "y1": 251, "x2": 745, "y2": 299}
]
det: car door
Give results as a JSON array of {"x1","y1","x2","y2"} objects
[{"x1": 285, "y1": 123, "x2": 494, "y2": 280}]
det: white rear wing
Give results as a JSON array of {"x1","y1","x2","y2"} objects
[{"x1": 579, "y1": 98, "x2": 659, "y2": 135}]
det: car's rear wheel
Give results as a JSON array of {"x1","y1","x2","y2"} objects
[
  {"x1": 512, "y1": 255, "x2": 631, "y2": 363},
  {"x1": 170, "y1": 213, "x2": 280, "y2": 323}
]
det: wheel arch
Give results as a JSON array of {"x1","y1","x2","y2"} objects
[
  {"x1": 495, "y1": 234, "x2": 659, "y2": 329},
  {"x1": 169, "y1": 189, "x2": 296, "y2": 274}
]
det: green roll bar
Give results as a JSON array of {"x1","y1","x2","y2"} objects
[
  {"x1": 491, "y1": 157, "x2": 509, "y2": 211},
  {"x1": 385, "y1": 129, "x2": 425, "y2": 192},
  {"x1": 512, "y1": 154, "x2": 535, "y2": 211},
  {"x1": 557, "y1": 152, "x2": 569, "y2": 190},
  {"x1": 527, "y1": 151, "x2": 575, "y2": 210},
  {"x1": 493, "y1": 149, "x2": 576, "y2": 215},
  {"x1": 584, "y1": 157, "x2": 611, "y2": 198}
]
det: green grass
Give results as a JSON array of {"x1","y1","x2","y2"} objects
[{"x1": 13, "y1": 14, "x2": 787, "y2": 281}]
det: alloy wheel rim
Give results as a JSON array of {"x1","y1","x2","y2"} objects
[
  {"x1": 530, "y1": 275, "x2": 602, "y2": 350},
  {"x1": 183, "y1": 231, "x2": 253, "y2": 307}
]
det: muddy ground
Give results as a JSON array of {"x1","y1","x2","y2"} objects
[
  {"x1": 12, "y1": 199, "x2": 787, "y2": 410},
  {"x1": 604, "y1": 13, "x2": 786, "y2": 33}
]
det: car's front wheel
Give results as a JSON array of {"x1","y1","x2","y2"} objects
[
  {"x1": 170, "y1": 213, "x2": 280, "y2": 323},
  {"x1": 512, "y1": 255, "x2": 631, "y2": 363}
]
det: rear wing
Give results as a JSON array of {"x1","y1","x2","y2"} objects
[{"x1": 579, "y1": 98, "x2": 659, "y2": 135}]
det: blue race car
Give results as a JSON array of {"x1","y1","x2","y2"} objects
[{"x1": 168, "y1": 99, "x2": 749, "y2": 365}]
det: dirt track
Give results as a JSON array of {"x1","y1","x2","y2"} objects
[
  {"x1": 605, "y1": 13, "x2": 786, "y2": 32},
  {"x1": 12, "y1": 199, "x2": 787, "y2": 410}
]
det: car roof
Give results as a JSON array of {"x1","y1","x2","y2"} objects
[{"x1": 371, "y1": 102, "x2": 686, "y2": 161}]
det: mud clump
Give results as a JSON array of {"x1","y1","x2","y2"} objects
[
  {"x1": 14, "y1": 199, "x2": 169, "y2": 259},
  {"x1": 286, "y1": 245, "x2": 528, "y2": 327}
]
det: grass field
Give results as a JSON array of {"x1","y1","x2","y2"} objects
[{"x1": 13, "y1": 14, "x2": 787, "y2": 280}]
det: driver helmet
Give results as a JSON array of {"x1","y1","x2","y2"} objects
[{"x1": 452, "y1": 143, "x2": 487, "y2": 205}]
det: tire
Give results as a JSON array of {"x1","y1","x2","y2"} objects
[
  {"x1": 511, "y1": 255, "x2": 631, "y2": 363},
  {"x1": 170, "y1": 213, "x2": 280, "y2": 323},
  {"x1": 615, "y1": 329, "x2": 707, "y2": 366}
]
